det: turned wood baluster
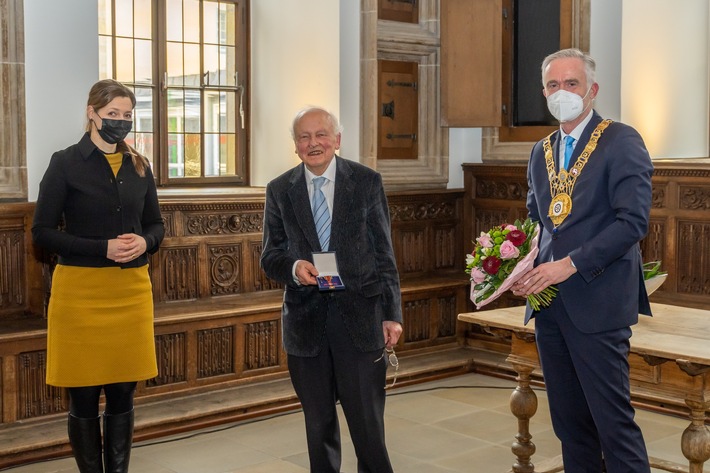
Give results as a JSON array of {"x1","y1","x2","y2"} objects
[
  {"x1": 677, "y1": 362, "x2": 710, "y2": 473},
  {"x1": 508, "y1": 357, "x2": 538, "y2": 473}
]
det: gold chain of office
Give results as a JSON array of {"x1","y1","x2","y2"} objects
[{"x1": 543, "y1": 119, "x2": 613, "y2": 227}]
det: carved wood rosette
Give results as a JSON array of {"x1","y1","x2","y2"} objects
[{"x1": 209, "y1": 244, "x2": 241, "y2": 296}]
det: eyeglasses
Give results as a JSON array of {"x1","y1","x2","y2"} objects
[{"x1": 374, "y1": 347, "x2": 399, "y2": 389}]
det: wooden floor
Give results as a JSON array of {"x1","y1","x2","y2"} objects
[{"x1": 0, "y1": 347, "x2": 477, "y2": 470}]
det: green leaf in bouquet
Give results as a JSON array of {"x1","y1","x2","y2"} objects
[{"x1": 643, "y1": 260, "x2": 666, "y2": 280}]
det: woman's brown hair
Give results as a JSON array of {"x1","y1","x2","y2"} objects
[{"x1": 85, "y1": 79, "x2": 150, "y2": 177}]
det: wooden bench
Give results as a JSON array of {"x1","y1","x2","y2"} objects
[{"x1": 0, "y1": 273, "x2": 473, "y2": 468}]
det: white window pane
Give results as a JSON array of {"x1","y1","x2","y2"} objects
[
  {"x1": 166, "y1": 0, "x2": 183, "y2": 42},
  {"x1": 115, "y1": 38, "x2": 135, "y2": 83},
  {"x1": 203, "y1": 1, "x2": 219, "y2": 45},
  {"x1": 167, "y1": 42, "x2": 184, "y2": 86},
  {"x1": 98, "y1": 36, "x2": 113, "y2": 80},
  {"x1": 115, "y1": 0, "x2": 134, "y2": 37},
  {"x1": 134, "y1": 39, "x2": 152, "y2": 84},
  {"x1": 184, "y1": 0, "x2": 200, "y2": 43},
  {"x1": 98, "y1": 0, "x2": 112, "y2": 35},
  {"x1": 134, "y1": 0, "x2": 152, "y2": 39}
]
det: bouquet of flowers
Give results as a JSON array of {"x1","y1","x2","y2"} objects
[{"x1": 466, "y1": 218, "x2": 557, "y2": 311}]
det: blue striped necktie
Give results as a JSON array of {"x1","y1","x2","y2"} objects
[
  {"x1": 563, "y1": 135, "x2": 576, "y2": 169},
  {"x1": 311, "y1": 177, "x2": 331, "y2": 250}
]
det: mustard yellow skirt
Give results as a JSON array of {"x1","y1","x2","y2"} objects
[{"x1": 46, "y1": 264, "x2": 158, "y2": 387}]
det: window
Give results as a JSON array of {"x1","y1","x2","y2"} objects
[
  {"x1": 98, "y1": 0, "x2": 249, "y2": 185},
  {"x1": 499, "y1": 0, "x2": 580, "y2": 142}
]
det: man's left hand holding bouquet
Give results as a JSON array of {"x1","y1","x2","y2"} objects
[{"x1": 511, "y1": 255, "x2": 577, "y2": 299}]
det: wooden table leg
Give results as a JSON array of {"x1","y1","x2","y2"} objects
[
  {"x1": 677, "y1": 363, "x2": 710, "y2": 473},
  {"x1": 508, "y1": 359, "x2": 537, "y2": 473},
  {"x1": 506, "y1": 333, "x2": 564, "y2": 473}
]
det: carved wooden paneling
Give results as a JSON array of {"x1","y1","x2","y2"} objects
[
  {"x1": 0, "y1": 190, "x2": 468, "y2": 427},
  {"x1": 679, "y1": 186, "x2": 710, "y2": 210},
  {"x1": 474, "y1": 209, "x2": 512, "y2": 238},
  {"x1": 161, "y1": 247, "x2": 199, "y2": 302},
  {"x1": 388, "y1": 191, "x2": 464, "y2": 278},
  {"x1": 184, "y1": 212, "x2": 263, "y2": 236},
  {"x1": 640, "y1": 220, "x2": 665, "y2": 270},
  {"x1": 396, "y1": 229, "x2": 426, "y2": 274},
  {"x1": 209, "y1": 244, "x2": 241, "y2": 296},
  {"x1": 244, "y1": 320, "x2": 279, "y2": 371},
  {"x1": 475, "y1": 178, "x2": 527, "y2": 201},
  {"x1": 403, "y1": 299, "x2": 430, "y2": 343},
  {"x1": 148, "y1": 333, "x2": 187, "y2": 387},
  {"x1": 677, "y1": 221, "x2": 710, "y2": 295},
  {"x1": 389, "y1": 200, "x2": 457, "y2": 222},
  {"x1": 437, "y1": 295, "x2": 457, "y2": 338},
  {"x1": 197, "y1": 327, "x2": 234, "y2": 378},
  {"x1": 17, "y1": 351, "x2": 65, "y2": 420},
  {"x1": 651, "y1": 183, "x2": 666, "y2": 209},
  {"x1": 0, "y1": 229, "x2": 24, "y2": 313},
  {"x1": 433, "y1": 225, "x2": 457, "y2": 269},
  {"x1": 250, "y1": 241, "x2": 281, "y2": 292}
]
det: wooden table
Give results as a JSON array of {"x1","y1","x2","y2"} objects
[{"x1": 459, "y1": 303, "x2": 710, "y2": 473}]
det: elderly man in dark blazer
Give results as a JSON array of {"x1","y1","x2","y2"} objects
[
  {"x1": 512, "y1": 49, "x2": 653, "y2": 473},
  {"x1": 261, "y1": 106, "x2": 403, "y2": 473}
]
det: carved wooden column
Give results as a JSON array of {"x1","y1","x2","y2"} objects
[
  {"x1": 677, "y1": 361, "x2": 710, "y2": 473},
  {"x1": 507, "y1": 331, "x2": 563, "y2": 473},
  {"x1": 0, "y1": 0, "x2": 27, "y2": 200}
]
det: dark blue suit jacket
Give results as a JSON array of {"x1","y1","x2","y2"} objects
[
  {"x1": 261, "y1": 156, "x2": 403, "y2": 356},
  {"x1": 525, "y1": 112, "x2": 653, "y2": 333}
]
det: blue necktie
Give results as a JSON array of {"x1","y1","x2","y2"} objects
[
  {"x1": 563, "y1": 135, "x2": 576, "y2": 170},
  {"x1": 311, "y1": 177, "x2": 331, "y2": 250}
]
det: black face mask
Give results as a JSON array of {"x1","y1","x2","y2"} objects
[{"x1": 94, "y1": 117, "x2": 133, "y2": 144}]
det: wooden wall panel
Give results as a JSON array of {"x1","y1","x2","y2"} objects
[
  {"x1": 0, "y1": 190, "x2": 468, "y2": 426},
  {"x1": 440, "y1": 0, "x2": 502, "y2": 127}
]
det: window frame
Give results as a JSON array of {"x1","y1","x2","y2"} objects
[{"x1": 100, "y1": 0, "x2": 250, "y2": 187}]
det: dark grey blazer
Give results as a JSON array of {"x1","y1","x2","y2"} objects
[
  {"x1": 525, "y1": 111, "x2": 653, "y2": 333},
  {"x1": 261, "y1": 156, "x2": 403, "y2": 356}
]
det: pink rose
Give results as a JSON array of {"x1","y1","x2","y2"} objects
[
  {"x1": 470, "y1": 267, "x2": 487, "y2": 284},
  {"x1": 504, "y1": 224, "x2": 517, "y2": 231},
  {"x1": 499, "y1": 240, "x2": 520, "y2": 260},
  {"x1": 476, "y1": 233, "x2": 493, "y2": 248}
]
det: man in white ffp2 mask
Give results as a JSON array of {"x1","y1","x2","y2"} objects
[{"x1": 512, "y1": 48, "x2": 654, "y2": 473}]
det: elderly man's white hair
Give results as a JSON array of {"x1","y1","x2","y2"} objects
[{"x1": 290, "y1": 106, "x2": 343, "y2": 140}]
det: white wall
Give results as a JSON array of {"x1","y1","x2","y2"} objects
[
  {"x1": 621, "y1": 0, "x2": 709, "y2": 158},
  {"x1": 22, "y1": 1, "x2": 710, "y2": 201},
  {"x1": 338, "y1": 0, "x2": 361, "y2": 163},
  {"x1": 250, "y1": 1, "x2": 340, "y2": 187},
  {"x1": 589, "y1": 0, "x2": 622, "y2": 120},
  {"x1": 24, "y1": 1, "x2": 98, "y2": 201}
]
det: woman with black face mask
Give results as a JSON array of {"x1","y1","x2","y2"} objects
[{"x1": 32, "y1": 79, "x2": 164, "y2": 473}]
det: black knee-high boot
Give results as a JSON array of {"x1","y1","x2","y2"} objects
[
  {"x1": 103, "y1": 410, "x2": 134, "y2": 473},
  {"x1": 68, "y1": 413, "x2": 104, "y2": 473}
]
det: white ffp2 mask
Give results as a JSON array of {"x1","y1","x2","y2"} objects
[{"x1": 546, "y1": 88, "x2": 591, "y2": 123}]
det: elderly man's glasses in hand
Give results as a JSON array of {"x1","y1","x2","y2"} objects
[{"x1": 375, "y1": 347, "x2": 399, "y2": 389}]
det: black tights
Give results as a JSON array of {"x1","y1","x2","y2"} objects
[{"x1": 68, "y1": 382, "x2": 137, "y2": 418}]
